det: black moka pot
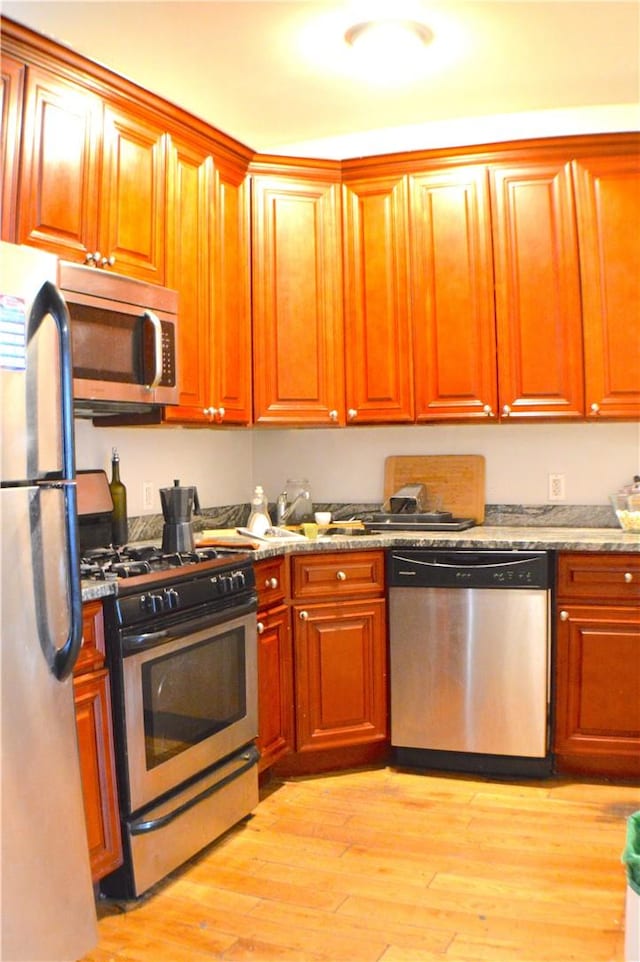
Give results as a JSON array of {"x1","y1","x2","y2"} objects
[{"x1": 159, "y1": 479, "x2": 201, "y2": 552}]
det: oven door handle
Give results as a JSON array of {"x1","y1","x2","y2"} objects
[
  {"x1": 129, "y1": 745, "x2": 260, "y2": 835},
  {"x1": 121, "y1": 596, "x2": 257, "y2": 654}
]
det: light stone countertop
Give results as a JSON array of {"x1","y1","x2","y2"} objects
[{"x1": 81, "y1": 525, "x2": 639, "y2": 602}]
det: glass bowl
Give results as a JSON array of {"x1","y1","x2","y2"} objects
[{"x1": 610, "y1": 493, "x2": 640, "y2": 531}]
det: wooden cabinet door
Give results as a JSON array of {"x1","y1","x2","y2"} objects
[
  {"x1": 554, "y1": 604, "x2": 640, "y2": 778},
  {"x1": 74, "y1": 668, "x2": 123, "y2": 881},
  {"x1": 573, "y1": 152, "x2": 640, "y2": 419},
  {"x1": 1, "y1": 54, "x2": 25, "y2": 241},
  {"x1": 257, "y1": 603, "x2": 294, "y2": 771},
  {"x1": 342, "y1": 175, "x2": 414, "y2": 423},
  {"x1": 252, "y1": 175, "x2": 345, "y2": 425},
  {"x1": 101, "y1": 102, "x2": 167, "y2": 284},
  {"x1": 490, "y1": 159, "x2": 584, "y2": 419},
  {"x1": 292, "y1": 597, "x2": 387, "y2": 753},
  {"x1": 164, "y1": 135, "x2": 214, "y2": 421},
  {"x1": 211, "y1": 161, "x2": 252, "y2": 424},
  {"x1": 410, "y1": 165, "x2": 497, "y2": 421},
  {"x1": 17, "y1": 63, "x2": 101, "y2": 260}
]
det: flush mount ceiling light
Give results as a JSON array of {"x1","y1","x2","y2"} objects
[{"x1": 344, "y1": 18, "x2": 434, "y2": 83}]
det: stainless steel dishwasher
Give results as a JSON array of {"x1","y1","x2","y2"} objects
[{"x1": 388, "y1": 549, "x2": 552, "y2": 776}]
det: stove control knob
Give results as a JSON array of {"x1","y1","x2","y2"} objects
[
  {"x1": 141, "y1": 593, "x2": 164, "y2": 613},
  {"x1": 233, "y1": 570, "x2": 246, "y2": 590},
  {"x1": 164, "y1": 588, "x2": 179, "y2": 609}
]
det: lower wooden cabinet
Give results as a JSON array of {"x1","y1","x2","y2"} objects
[
  {"x1": 554, "y1": 553, "x2": 640, "y2": 778},
  {"x1": 292, "y1": 596, "x2": 387, "y2": 753},
  {"x1": 255, "y1": 558, "x2": 294, "y2": 772},
  {"x1": 75, "y1": 602, "x2": 122, "y2": 881}
]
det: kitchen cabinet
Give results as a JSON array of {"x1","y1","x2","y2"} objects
[
  {"x1": 409, "y1": 164, "x2": 497, "y2": 420},
  {"x1": 489, "y1": 157, "x2": 585, "y2": 419},
  {"x1": 1, "y1": 54, "x2": 25, "y2": 242},
  {"x1": 554, "y1": 553, "x2": 640, "y2": 778},
  {"x1": 573, "y1": 150, "x2": 640, "y2": 419},
  {"x1": 74, "y1": 601, "x2": 122, "y2": 882},
  {"x1": 342, "y1": 174, "x2": 414, "y2": 423},
  {"x1": 17, "y1": 62, "x2": 167, "y2": 283},
  {"x1": 163, "y1": 139, "x2": 252, "y2": 425},
  {"x1": 251, "y1": 166, "x2": 345, "y2": 426},
  {"x1": 289, "y1": 551, "x2": 388, "y2": 760},
  {"x1": 255, "y1": 557, "x2": 294, "y2": 772}
]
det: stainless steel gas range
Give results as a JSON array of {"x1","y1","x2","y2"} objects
[{"x1": 82, "y1": 543, "x2": 259, "y2": 900}]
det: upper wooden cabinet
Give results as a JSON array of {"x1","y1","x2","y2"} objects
[
  {"x1": 409, "y1": 164, "x2": 497, "y2": 421},
  {"x1": 573, "y1": 151, "x2": 640, "y2": 419},
  {"x1": 490, "y1": 158, "x2": 584, "y2": 419},
  {"x1": 17, "y1": 63, "x2": 167, "y2": 284},
  {"x1": 1, "y1": 54, "x2": 25, "y2": 242},
  {"x1": 251, "y1": 167, "x2": 345, "y2": 426},
  {"x1": 163, "y1": 140, "x2": 251, "y2": 425},
  {"x1": 342, "y1": 174, "x2": 414, "y2": 423}
]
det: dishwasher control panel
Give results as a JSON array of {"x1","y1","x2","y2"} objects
[{"x1": 387, "y1": 550, "x2": 550, "y2": 589}]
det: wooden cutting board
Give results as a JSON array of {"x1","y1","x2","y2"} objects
[{"x1": 384, "y1": 455, "x2": 486, "y2": 522}]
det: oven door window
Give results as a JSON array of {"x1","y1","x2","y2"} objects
[{"x1": 142, "y1": 627, "x2": 246, "y2": 770}]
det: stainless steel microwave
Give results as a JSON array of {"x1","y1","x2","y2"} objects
[{"x1": 58, "y1": 262, "x2": 179, "y2": 417}]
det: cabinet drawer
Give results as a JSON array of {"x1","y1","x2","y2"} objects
[
  {"x1": 255, "y1": 556, "x2": 288, "y2": 608},
  {"x1": 75, "y1": 601, "x2": 105, "y2": 676},
  {"x1": 291, "y1": 551, "x2": 385, "y2": 600},
  {"x1": 558, "y1": 553, "x2": 640, "y2": 603}
]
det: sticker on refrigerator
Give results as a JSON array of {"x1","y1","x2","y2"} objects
[{"x1": 0, "y1": 294, "x2": 27, "y2": 371}]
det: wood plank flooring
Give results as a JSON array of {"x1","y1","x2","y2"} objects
[{"x1": 82, "y1": 765, "x2": 640, "y2": 962}]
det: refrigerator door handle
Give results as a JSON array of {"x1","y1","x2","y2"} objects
[{"x1": 28, "y1": 282, "x2": 83, "y2": 681}]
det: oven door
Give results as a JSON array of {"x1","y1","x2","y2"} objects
[{"x1": 120, "y1": 601, "x2": 257, "y2": 813}]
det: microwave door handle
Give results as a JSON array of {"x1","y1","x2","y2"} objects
[{"x1": 143, "y1": 310, "x2": 163, "y2": 389}]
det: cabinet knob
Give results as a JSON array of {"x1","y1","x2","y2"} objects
[
  {"x1": 203, "y1": 407, "x2": 213, "y2": 419},
  {"x1": 329, "y1": 410, "x2": 338, "y2": 422},
  {"x1": 590, "y1": 402, "x2": 600, "y2": 414},
  {"x1": 482, "y1": 404, "x2": 495, "y2": 417},
  {"x1": 101, "y1": 255, "x2": 116, "y2": 267},
  {"x1": 266, "y1": 577, "x2": 278, "y2": 589},
  {"x1": 216, "y1": 406, "x2": 225, "y2": 422},
  {"x1": 624, "y1": 572, "x2": 633, "y2": 583},
  {"x1": 257, "y1": 622, "x2": 265, "y2": 634},
  {"x1": 84, "y1": 251, "x2": 101, "y2": 265},
  {"x1": 299, "y1": 610, "x2": 309, "y2": 621},
  {"x1": 336, "y1": 570, "x2": 347, "y2": 582},
  {"x1": 502, "y1": 404, "x2": 511, "y2": 416},
  {"x1": 560, "y1": 610, "x2": 569, "y2": 621},
  {"x1": 347, "y1": 408, "x2": 358, "y2": 421}
]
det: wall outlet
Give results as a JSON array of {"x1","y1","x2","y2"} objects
[
  {"x1": 548, "y1": 473, "x2": 566, "y2": 502},
  {"x1": 143, "y1": 481, "x2": 154, "y2": 511}
]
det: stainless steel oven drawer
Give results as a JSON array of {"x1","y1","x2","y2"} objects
[{"x1": 119, "y1": 745, "x2": 258, "y2": 898}]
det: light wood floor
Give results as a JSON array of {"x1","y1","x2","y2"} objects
[{"x1": 83, "y1": 765, "x2": 640, "y2": 962}]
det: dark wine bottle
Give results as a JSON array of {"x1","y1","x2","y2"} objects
[{"x1": 109, "y1": 447, "x2": 128, "y2": 546}]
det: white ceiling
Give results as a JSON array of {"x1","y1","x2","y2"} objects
[{"x1": 3, "y1": 0, "x2": 639, "y2": 159}]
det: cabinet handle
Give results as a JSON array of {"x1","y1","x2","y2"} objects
[
  {"x1": 101, "y1": 255, "x2": 116, "y2": 267},
  {"x1": 560, "y1": 610, "x2": 569, "y2": 621},
  {"x1": 590, "y1": 402, "x2": 600, "y2": 414},
  {"x1": 328, "y1": 410, "x2": 338, "y2": 422},
  {"x1": 624, "y1": 572, "x2": 633, "y2": 583},
  {"x1": 266, "y1": 577, "x2": 278, "y2": 589},
  {"x1": 299, "y1": 610, "x2": 309, "y2": 621},
  {"x1": 482, "y1": 404, "x2": 495, "y2": 417},
  {"x1": 257, "y1": 622, "x2": 265, "y2": 634},
  {"x1": 336, "y1": 570, "x2": 347, "y2": 581},
  {"x1": 502, "y1": 404, "x2": 511, "y2": 416},
  {"x1": 347, "y1": 408, "x2": 358, "y2": 421}
]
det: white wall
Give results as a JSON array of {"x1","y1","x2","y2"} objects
[
  {"x1": 253, "y1": 421, "x2": 639, "y2": 505},
  {"x1": 75, "y1": 419, "x2": 639, "y2": 514}
]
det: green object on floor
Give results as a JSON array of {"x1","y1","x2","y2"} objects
[{"x1": 623, "y1": 812, "x2": 640, "y2": 896}]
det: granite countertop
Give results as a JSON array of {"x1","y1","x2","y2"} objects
[{"x1": 81, "y1": 525, "x2": 639, "y2": 602}]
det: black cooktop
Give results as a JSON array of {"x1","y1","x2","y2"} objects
[{"x1": 80, "y1": 543, "x2": 250, "y2": 583}]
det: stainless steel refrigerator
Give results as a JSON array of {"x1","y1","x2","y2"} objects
[{"x1": 1, "y1": 243, "x2": 98, "y2": 961}]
